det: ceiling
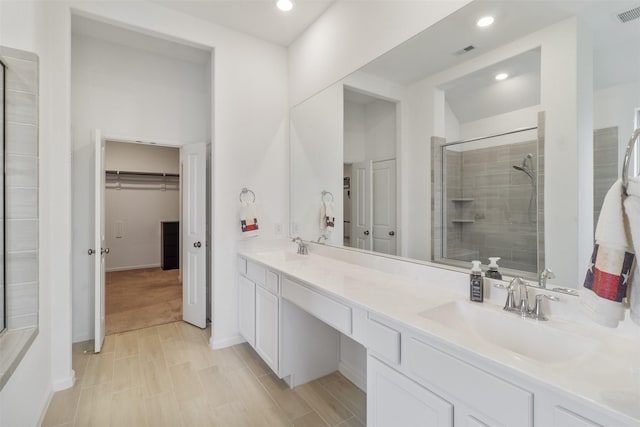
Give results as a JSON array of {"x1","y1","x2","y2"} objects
[{"x1": 152, "y1": 0, "x2": 335, "y2": 46}]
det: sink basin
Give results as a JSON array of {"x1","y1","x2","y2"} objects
[{"x1": 420, "y1": 301, "x2": 599, "y2": 364}]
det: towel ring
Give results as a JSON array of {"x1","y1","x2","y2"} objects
[
  {"x1": 322, "y1": 190, "x2": 334, "y2": 202},
  {"x1": 622, "y1": 128, "x2": 640, "y2": 196},
  {"x1": 239, "y1": 187, "x2": 256, "y2": 203}
]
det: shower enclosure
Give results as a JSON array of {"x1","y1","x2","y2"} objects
[{"x1": 432, "y1": 122, "x2": 545, "y2": 275}]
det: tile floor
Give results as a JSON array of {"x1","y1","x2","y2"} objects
[{"x1": 42, "y1": 321, "x2": 366, "y2": 427}]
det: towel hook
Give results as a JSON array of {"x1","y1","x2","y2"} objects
[
  {"x1": 239, "y1": 187, "x2": 256, "y2": 203},
  {"x1": 622, "y1": 128, "x2": 640, "y2": 196},
  {"x1": 322, "y1": 190, "x2": 334, "y2": 202}
]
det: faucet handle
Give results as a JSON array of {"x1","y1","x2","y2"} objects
[
  {"x1": 532, "y1": 294, "x2": 560, "y2": 321},
  {"x1": 539, "y1": 268, "x2": 556, "y2": 288}
]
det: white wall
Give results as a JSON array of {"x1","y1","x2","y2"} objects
[
  {"x1": 0, "y1": 1, "x2": 62, "y2": 426},
  {"x1": 104, "y1": 141, "x2": 180, "y2": 271},
  {"x1": 344, "y1": 98, "x2": 396, "y2": 164},
  {"x1": 288, "y1": 0, "x2": 473, "y2": 106},
  {"x1": 365, "y1": 99, "x2": 397, "y2": 162},
  {"x1": 594, "y1": 81, "x2": 640, "y2": 168},
  {"x1": 71, "y1": 25, "x2": 210, "y2": 341},
  {"x1": 459, "y1": 105, "x2": 541, "y2": 141},
  {"x1": 343, "y1": 100, "x2": 365, "y2": 163}
]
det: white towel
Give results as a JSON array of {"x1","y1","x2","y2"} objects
[
  {"x1": 623, "y1": 178, "x2": 640, "y2": 325},
  {"x1": 320, "y1": 201, "x2": 335, "y2": 232},
  {"x1": 239, "y1": 201, "x2": 259, "y2": 237},
  {"x1": 582, "y1": 179, "x2": 635, "y2": 327}
]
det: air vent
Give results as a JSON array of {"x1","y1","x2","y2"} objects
[
  {"x1": 454, "y1": 45, "x2": 475, "y2": 56},
  {"x1": 617, "y1": 6, "x2": 640, "y2": 23}
]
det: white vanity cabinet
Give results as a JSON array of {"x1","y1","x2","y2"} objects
[
  {"x1": 255, "y1": 279, "x2": 279, "y2": 372},
  {"x1": 237, "y1": 257, "x2": 280, "y2": 375},
  {"x1": 237, "y1": 275, "x2": 255, "y2": 346},
  {"x1": 368, "y1": 354, "x2": 453, "y2": 427}
]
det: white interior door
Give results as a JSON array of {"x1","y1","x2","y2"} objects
[
  {"x1": 182, "y1": 143, "x2": 207, "y2": 328},
  {"x1": 93, "y1": 130, "x2": 106, "y2": 353},
  {"x1": 372, "y1": 159, "x2": 397, "y2": 255},
  {"x1": 351, "y1": 160, "x2": 372, "y2": 250}
]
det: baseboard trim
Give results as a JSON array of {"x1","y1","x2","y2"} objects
[
  {"x1": 210, "y1": 334, "x2": 245, "y2": 350},
  {"x1": 339, "y1": 360, "x2": 367, "y2": 392},
  {"x1": 52, "y1": 370, "x2": 75, "y2": 391},
  {"x1": 106, "y1": 263, "x2": 161, "y2": 272}
]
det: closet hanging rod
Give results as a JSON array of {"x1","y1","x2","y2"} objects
[{"x1": 105, "y1": 169, "x2": 180, "y2": 178}]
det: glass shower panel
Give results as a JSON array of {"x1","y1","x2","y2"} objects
[{"x1": 441, "y1": 128, "x2": 541, "y2": 273}]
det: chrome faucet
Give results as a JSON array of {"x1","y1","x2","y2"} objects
[
  {"x1": 292, "y1": 237, "x2": 308, "y2": 255},
  {"x1": 498, "y1": 277, "x2": 558, "y2": 321},
  {"x1": 538, "y1": 268, "x2": 555, "y2": 289},
  {"x1": 317, "y1": 235, "x2": 328, "y2": 244}
]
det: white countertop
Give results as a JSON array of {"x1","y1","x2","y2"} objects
[{"x1": 238, "y1": 241, "x2": 640, "y2": 424}]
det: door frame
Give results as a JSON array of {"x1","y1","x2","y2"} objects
[{"x1": 96, "y1": 133, "x2": 211, "y2": 335}]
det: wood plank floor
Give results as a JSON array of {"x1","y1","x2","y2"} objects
[
  {"x1": 43, "y1": 321, "x2": 366, "y2": 427},
  {"x1": 106, "y1": 268, "x2": 182, "y2": 335}
]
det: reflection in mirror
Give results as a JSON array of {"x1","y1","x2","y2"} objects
[
  {"x1": 290, "y1": 0, "x2": 640, "y2": 289},
  {"x1": 343, "y1": 88, "x2": 398, "y2": 254},
  {"x1": 433, "y1": 126, "x2": 543, "y2": 274},
  {"x1": 0, "y1": 60, "x2": 4, "y2": 333}
]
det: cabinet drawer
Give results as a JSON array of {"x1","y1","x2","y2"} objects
[
  {"x1": 407, "y1": 338, "x2": 532, "y2": 427},
  {"x1": 282, "y1": 277, "x2": 352, "y2": 335},
  {"x1": 237, "y1": 257, "x2": 247, "y2": 275},
  {"x1": 264, "y1": 270, "x2": 279, "y2": 294},
  {"x1": 247, "y1": 260, "x2": 266, "y2": 285},
  {"x1": 366, "y1": 315, "x2": 401, "y2": 365}
]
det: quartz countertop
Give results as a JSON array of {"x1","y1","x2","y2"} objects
[{"x1": 238, "y1": 242, "x2": 640, "y2": 425}]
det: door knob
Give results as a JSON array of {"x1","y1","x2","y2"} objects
[
  {"x1": 389, "y1": 231, "x2": 395, "y2": 236},
  {"x1": 101, "y1": 248, "x2": 110, "y2": 255},
  {"x1": 88, "y1": 249, "x2": 95, "y2": 255},
  {"x1": 194, "y1": 241, "x2": 202, "y2": 248},
  {"x1": 364, "y1": 230, "x2": 370, "y2": 236}
]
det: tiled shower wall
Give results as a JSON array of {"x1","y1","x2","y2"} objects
[
  {"x1": 593, "y1": 127, "x2": 618, "y2": 230},
  {"x1": 445, "y1": 139, "x2": 543, "y2": 272},
  {"x1": 1, "y1": 46, "x2": 39, "y2": 330}
]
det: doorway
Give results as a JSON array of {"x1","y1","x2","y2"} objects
[
  {"x1": 343, "y1": 87, "x2": 399, "y2": 255},
  {"x1": 103, "y1": 141, "x2": 182, "y2": 335}
]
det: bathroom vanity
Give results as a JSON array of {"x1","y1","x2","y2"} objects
[{"x1": 237, "y1": 241, "x2": 639, "y2": 427}]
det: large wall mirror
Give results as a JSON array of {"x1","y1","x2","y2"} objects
[{"x1": 290, "y1": 0, "x2": 640, "y2": 289}]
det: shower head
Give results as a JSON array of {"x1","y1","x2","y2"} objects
[{"x1": 513, "y1": 154, "x2": 535, "y2": 179}]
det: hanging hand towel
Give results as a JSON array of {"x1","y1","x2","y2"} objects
[
  {"x1": 320, "y1": 201, "x2": 335, "y2": 232},
  {"x1": 623, "y1": 177, "x2": 640, "y2": 325},
  {"x1": 240, "y1": 201, "x2": 259, "y2": 237},
  {"x1": 582, "y1": 179, "x2": 635, "y2": 327}
]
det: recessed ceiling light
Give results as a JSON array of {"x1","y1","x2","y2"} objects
[
  {"x1": 477, "y1": 16, "x2": 495, "y2": 27},
  {"x1": 277, "y1": 0, "x2": 293, "y2": 12},
  {"x1": 495, "y1": 72, "x2": 509, "y2": 81}
]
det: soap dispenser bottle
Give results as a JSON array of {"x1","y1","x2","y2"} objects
[
  {"x1": 470, "y1": 260, "x2": 484, "y2": 302},
  {"x1": 486, "y1": 257, "x2": 502, "y2": 280}
]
